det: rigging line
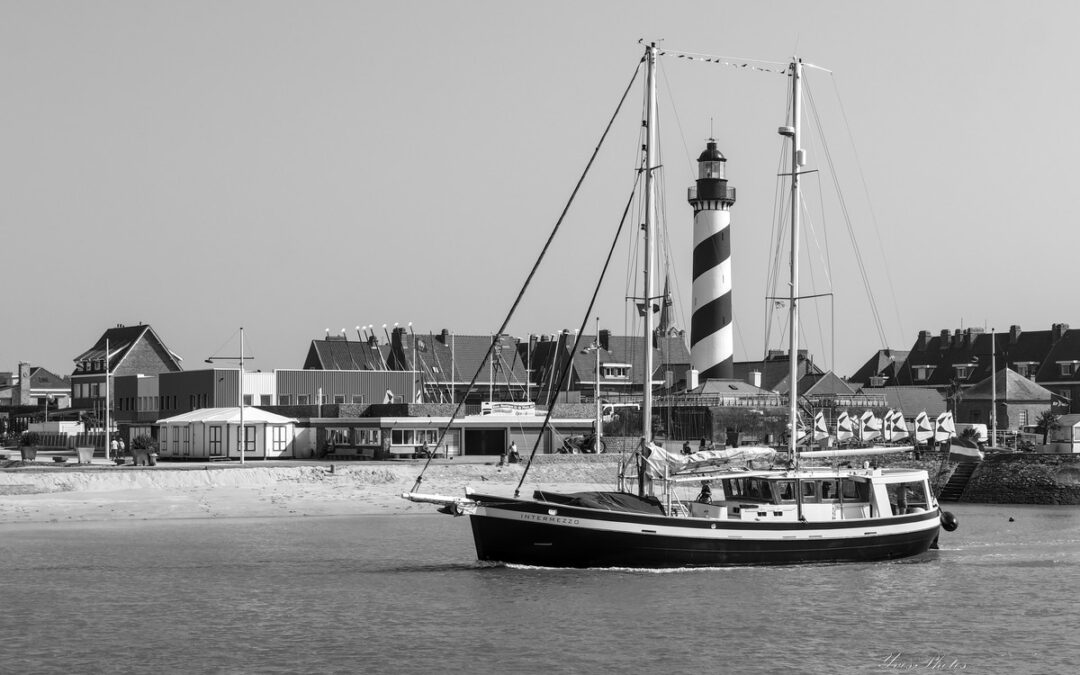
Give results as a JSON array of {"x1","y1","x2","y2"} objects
[
  {"x1": 516, "y1": 175, "x2": 642, "y2": 497},
  {"x1": 422, "y1": 332, "x2": 456, "y2": 402},
  {"x1": 408, "y1": 57, "x2": 644, "y2": 492},
  {"x1": 799, "y1": 198, "x2": 830, "y2": 372},
  {"x1": 764, "y1": 91, "x2": 794, "y2": 359},
  {"x1": 805, "y1": 78, "x2": 889, "y2": 350},
  {"x1": 829, "y1": 73, "x2": 906, "y2": 345},
  {"x1": 657, "y1": 57, "x2": 698, "y2": 182}
]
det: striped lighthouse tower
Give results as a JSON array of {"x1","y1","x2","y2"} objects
[{"x1": 687, "y1": 140, "x2": 736, "y2": 380}]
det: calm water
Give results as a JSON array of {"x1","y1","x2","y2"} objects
[{"x1": 1, "y1": 505, "x2": 1078, "y2": 674}]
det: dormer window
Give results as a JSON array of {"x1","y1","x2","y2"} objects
[
  {"x1": 1059, "y1": 361, "x2": 1079, "y2": 377},
  {"x1": 601, "y1": 363, "x2": 631, "y2": 379},
  {"x1": 913, "y1": 365, "x2": 936, "y2": 382},
  {"x1": 954, "y1": 364, "x2": 972, "y2": 380}
]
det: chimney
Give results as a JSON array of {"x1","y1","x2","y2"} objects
[
  {"x1": 940, "y1": 329, "x2": 951, "y2": 349},
  {"x1": 748, "y1": 370, "x2": 762, "y2": 388},
  {"x1": 917, "y1": 330, "x2": 931, "y2": 351},
  {"x1": 1052, "y1": 323, "x2": 1070, "y2": 342},
  {"x1": 438, "y1": 328, "x2": 450, "y2": 344},
  {"x1": 17, "y1": 362, "x2": 32, "y2": 406},
  {"x1": 686, "y1": 369, "x2": 699, "y2": 390},
  {"x1": 599, "y1": 329, "x2": 610, "y2": 351},
  {"x1": 1009, "y1": 325, "x2": 1022, "y2": 345}
]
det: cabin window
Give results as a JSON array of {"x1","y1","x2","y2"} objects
[
  {"x1": 886, "y1": 482, "x2": 930, "y2": 515},
  {"x1": 723, "y1": 478, "x2": 744, "y2": 498},
  {"x1": 820, "y1": 480, "x2": 837, "y2": 501},
  {"x1": 776, "y1": 480, "x2": 796, "y2": 502},
  {"x1": 841, "y1": 480, "x2": 868, "y2": 501},
  {"x1": 802, "y1": 481, "x2": 817, "y2": 500}
]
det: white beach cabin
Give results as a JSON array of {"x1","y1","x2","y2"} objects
[{"x1": 156, "y1": 407, "x2": 307, "y2": 460}]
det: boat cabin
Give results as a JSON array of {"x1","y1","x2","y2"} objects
[{"x1": 679, "y1": 469, "x2": 933, "y2": 523}]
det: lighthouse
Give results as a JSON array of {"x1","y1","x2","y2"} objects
[{"x1": 687, "y1": 140, "x2": 736, "y2": 380}]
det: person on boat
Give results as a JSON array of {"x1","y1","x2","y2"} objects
[
  {"x1": 697, "y1": 481, "x2": 712, "y2": 504},
  {"x1": 682, "y1": 440, "x2": 692, "y2": 455}
]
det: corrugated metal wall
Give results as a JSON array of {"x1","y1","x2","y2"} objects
[{"x1": 274, "y1": 370, "x2": 415, "y2": 404}]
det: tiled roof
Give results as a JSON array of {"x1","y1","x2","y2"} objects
[
  {"x1": 848, "y1": 349, "x2": 909, "y2": 385},
  {"x1": 798, "y1": 371, "x2": 858, "y2": 397},
  {"x1": 304, "y1": 339, "x2": 389, "y2": 370},
  {"x1": 962, "y1": 368, "x2": 1054, "y2": 402},
  {"x1": 734, "y1": 352, "x2": 824, "y2": 393},
  {"x1": 873, "y1": 386, "x2": 948, "y2": 417},
  {"x1": 73, "y1": 324, "x2": 183, "y2": 373}
]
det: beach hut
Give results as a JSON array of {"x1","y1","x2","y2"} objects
[{"x1": 156, "y1": 407, "x2": 308, "y2": 460}]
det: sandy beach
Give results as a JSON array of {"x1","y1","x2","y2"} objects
[{"x1": 0, "y1": 456, "x2": 619, "y2": 524}]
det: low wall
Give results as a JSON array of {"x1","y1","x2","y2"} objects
[{"x1": 964, "y1": 454, "x2": 1080, "y2": 504}]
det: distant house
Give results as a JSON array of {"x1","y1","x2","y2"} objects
[
  {"x1": 855, "y1": 323, "x2": 1080, "y2": 414},
  {"x1": 0, "y1": 363, "x2": 71, "y2": 410},
  {"x1": 956, "y1": 367, "x2": 1054, "y2": 431},
  {"x1": 733, "y1": 349, "x2": 824, "y2": 393},
  {"x1": 301, "y1": 327, "x2": 691, "y2": 407},
  {"x1": 70, "y1": 323, "x2": 184, "y2": 417}
]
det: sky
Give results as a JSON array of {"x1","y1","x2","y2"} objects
[{"x1": 2, "y1": 0, "x2": 1077, "y2": 379}]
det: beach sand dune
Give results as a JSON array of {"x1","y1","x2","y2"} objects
[{"x1": 0, "y1": 458, "x2": 620, "y2": 524}]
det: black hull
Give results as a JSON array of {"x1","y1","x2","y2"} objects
[{"x1": 467, "y1": 495, "x2": 940, "y2": 568}]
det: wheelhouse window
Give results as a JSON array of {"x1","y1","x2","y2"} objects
[{"x1": 887, "y1": 481, "x2": 930, "y2": 515}]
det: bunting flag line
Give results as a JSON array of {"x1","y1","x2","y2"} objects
[
  {"x1": 836, "y1": 411, "x2": 854, "y2": 441},
  {"x1": 656, "y1": 49, "x2": 790, "y2": 75},
  {"x1": 813, "y1": 411, "x2": 829, "y2": 441},
  {"x1": 860, "y1": 410, "x2": 882, "y2": 442},
  {"x1": 914, "y1": 411, "x2": 933, "y2": 443},
  {"x1": 935, "y1": 411, "x2": 956, "y2": 442}
]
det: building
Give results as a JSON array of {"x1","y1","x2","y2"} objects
[
  {"x1": 853, "y1": 323, "x2": 1079, "y2": 419},
  {"x1": 156, "y1": 407, "x2": 305, "y2": 461},
  {"x1": 70, "y1": 323, "x2": 184, "y2": 424},
  {"x1": 956, "y1": 368, "x2": 1055, "y2": 431}
]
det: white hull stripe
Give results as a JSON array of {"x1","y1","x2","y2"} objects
[{"x1": 475, "y1": 504, "x2": 939, "y2": 541}]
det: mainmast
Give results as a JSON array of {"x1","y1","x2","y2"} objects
[
  {"x1": 781, "y1": 58, "x2": 804, "y2": 467},
  {"x1": 640, "y1": 42, "x2": 658, "y2": 495}
]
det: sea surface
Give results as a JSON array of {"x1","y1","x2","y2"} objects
[{"x1": 1, "y1": 504, "x2": 1078, "y2": 674}]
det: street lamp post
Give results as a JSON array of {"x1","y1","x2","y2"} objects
[{"x1": 205, "y1": 327, "x2": 251, "y2": 464}]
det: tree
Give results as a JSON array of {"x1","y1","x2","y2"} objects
[{"x1": 1035, "y1": 409, "x2": 1060, "y2": 445}]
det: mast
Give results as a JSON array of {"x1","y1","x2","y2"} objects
[
  {"x1": 784, "y1": 58, "x2": 803, "y2": 467},
  {"x1": 991, "y1": 328, "x2": 996, "y2": 445},
  {"x1": 640, "y1": 42, "x2": 658, "y2": 495}
]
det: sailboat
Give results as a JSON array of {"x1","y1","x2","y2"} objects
[{"x1": 403, "y1": 43, "x2": 958, "y2": 567}]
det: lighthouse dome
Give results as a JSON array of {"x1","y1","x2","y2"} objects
[{"x1": 697, "y1": 140, "x2": 726, "y2": 163}]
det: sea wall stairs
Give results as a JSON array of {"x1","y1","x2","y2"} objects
[{"x1": 938, "y1": 458, "x2": 980, "y2": 502}]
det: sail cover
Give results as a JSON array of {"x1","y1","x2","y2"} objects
[{"x1": 642, "y1": 443, "x2": 776, "y2": 477}]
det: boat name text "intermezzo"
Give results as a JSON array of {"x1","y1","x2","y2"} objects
[{"x1": 519, "y1": 513, "x2": 580, "y2": 525}]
